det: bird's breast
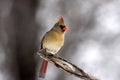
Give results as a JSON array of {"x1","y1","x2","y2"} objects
[{"x1": 43, "y1": 31, "x2": 64, "y2": 54}]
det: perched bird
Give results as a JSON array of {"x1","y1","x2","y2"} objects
[{"x1": 39, "y1": 16, "x2": 69, "y2": 78}]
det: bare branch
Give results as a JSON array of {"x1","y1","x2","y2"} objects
[{"x1": 37, "y1": 49, "x2": 100, "y2": 80}]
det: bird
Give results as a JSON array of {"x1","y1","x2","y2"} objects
[{"x1": 38, "y1": 16, "x2": 69, "y2": 78}]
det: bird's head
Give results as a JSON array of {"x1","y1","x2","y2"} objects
[{"x1": 52, "y1": 16, "x2": 69, "y2": 32}]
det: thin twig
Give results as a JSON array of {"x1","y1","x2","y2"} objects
[{"x1": 37, "y1": 49, "x2": 100, "y2": 80}]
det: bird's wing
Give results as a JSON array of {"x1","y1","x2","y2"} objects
[{"x1": 40, "y1": 33, "x2": 47, "y2": 49}]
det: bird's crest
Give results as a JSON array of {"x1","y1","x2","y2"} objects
[{"x1": 58, "y1": 16, "x2": 64, "y2": 23}]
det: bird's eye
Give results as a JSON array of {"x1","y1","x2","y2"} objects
[{"x1": 60, "y1": 25, "x2": 64, "y2": 29}]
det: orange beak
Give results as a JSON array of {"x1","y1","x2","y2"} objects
[{"x1": 63, "y1": 26, "x2": 69, "y2": 31}]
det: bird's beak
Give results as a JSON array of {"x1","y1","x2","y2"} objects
[{"x1": 63, "y1": 26, "x2": 69, "y2": 31}]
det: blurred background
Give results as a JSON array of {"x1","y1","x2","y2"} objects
[{"x1": 0, "y1": 0, "x2": 120, "y2": 80}]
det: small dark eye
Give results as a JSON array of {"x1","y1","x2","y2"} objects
[{"x1": 60, "y1": 25, "x2": 64, "y2": 29}]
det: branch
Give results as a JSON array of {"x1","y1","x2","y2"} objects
[{"x1": 37, "y1": 49, "x2": 100, "y2": 80}]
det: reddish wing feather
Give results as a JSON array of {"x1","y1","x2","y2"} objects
[
  {"x1": 40, "y1": 34, "x2": 46, "y2": 49},
  {"x1": 39, "y1": 60, "x2": 48, "y2": 78},
  {"x1": 39, "y1": 33, "x2": 48, "y2": 78}
]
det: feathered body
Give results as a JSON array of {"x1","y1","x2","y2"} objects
[{"x1": 39, "y1": 16, "x2": 68, "y2": 78}]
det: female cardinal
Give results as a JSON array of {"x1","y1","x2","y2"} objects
[{"x1": 39, "y1": 16, "x2": 69, "y2": 78}]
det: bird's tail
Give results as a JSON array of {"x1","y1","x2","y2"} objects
[{"x1": 39, "y1": 59, "x2": 48, "y2": 78}]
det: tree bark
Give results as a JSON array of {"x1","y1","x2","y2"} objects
[
  {"x1": 0, "y1": 0, "x2": 39, "y2": 80},
  {"x1": 38, "y1": 49, "x2": 99, "y2": 80}
]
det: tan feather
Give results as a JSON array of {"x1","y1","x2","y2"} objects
[{"x1": 43, "y1": 31, "x2": 64, "y2": 54}]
